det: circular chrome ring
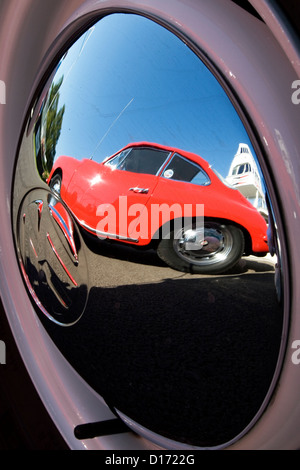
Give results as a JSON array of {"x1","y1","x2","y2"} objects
[{"x1": 174, "y1": 223, "x2": 232, "y2": 267}]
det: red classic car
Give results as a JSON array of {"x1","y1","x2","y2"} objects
[{"x1": 48, "y1": 142, "x2": 268, "y2": 274}]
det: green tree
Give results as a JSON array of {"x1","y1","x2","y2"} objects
[{"x1": 43, "y1": 76, "x2": 65, "y2": 178}]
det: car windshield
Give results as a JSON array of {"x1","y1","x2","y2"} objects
[{"x1": 105, "y1": 147, "x2": 171, "y2": 175}]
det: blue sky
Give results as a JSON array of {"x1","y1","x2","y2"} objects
[{"x1": 52, "y1": 13, "x2": 256, "y2": 178}]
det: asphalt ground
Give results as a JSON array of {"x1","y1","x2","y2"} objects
[
  {"x1": 37, "y1": 241, "x2": 283, "y2": 448},
  {"x1": 0, "y1": 239, "x2": 283, "y2": 450}
]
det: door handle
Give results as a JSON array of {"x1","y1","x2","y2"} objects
[{"x1": 129, "y1": 187, "x2": 149, "y2": 194}]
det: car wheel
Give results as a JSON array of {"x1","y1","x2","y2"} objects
[{"x1": 157, "y1": 219, "x2": 245, "y2": 274}]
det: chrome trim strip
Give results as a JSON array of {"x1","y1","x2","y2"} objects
[{"x1": 79, "y1": 219, "x2": 139, "y2": 243}]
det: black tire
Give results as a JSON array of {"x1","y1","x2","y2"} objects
[{"x1": 157, "y1": 219, "x2": 245, "y2": 274}]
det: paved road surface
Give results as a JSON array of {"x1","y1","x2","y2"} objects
[{"x1": 39, "y1": 239, "x2": 283, "y2": 447}]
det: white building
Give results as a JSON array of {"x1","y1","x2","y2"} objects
[{"x1": 226, "y1": 143, "x2": 268, "y2": 221}]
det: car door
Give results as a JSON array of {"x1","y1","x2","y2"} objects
[
  {"x1": 149, "y1": 153, "x2": 211, "y2": 238},
  {"x1": 67, "y1": 146, "x2": 171, "y2": 242}
]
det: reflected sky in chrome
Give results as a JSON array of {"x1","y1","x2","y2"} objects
[{"x1": 49, "y1": 13, "x2": 256, "y2": 177}]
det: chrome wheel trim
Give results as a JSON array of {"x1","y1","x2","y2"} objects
[
  {"x1": 173, "y1": 223, "x2": 233, "y2": 267},
  {"x1": 49, "y1": 174, "x2": 62, "y2": 197}
]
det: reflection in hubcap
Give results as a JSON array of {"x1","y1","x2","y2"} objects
[
  {"x1": 16, "y1": 189, "x2": 88, "y2": 325},
  {"x1": 11, "y1": 11, "x2": 284, "y2": 449},
  {"x1": 175, "y1": 224, "x2": 232, "y2": 266}
]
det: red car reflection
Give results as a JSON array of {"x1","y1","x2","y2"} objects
[{"x1": 48, "y1": 142, "x2": 268, "y2": 274}]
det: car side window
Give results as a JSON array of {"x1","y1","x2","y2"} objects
[
  {"x1": 105, "y1": 147, "x2": 170, "y2": 175},
  {"x1": 104, "y1": 149, "x2": 131, "y2": 169},
  {"x1": 162, "y1": 153, "x2": 210, "y2": 185}
]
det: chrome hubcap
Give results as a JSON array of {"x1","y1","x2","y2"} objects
[{"x1": 174, "y1": 224, "x2": 233, "y2": 266}]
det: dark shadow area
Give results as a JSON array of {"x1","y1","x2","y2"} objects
[
  {"x1": 81, "y1": 231, "x2": 275, "y2": 275},
  {"x1": 273, "y1": 0, "x2": 300, "y2": 40},
  {"x1": 80, "y1": 232, "x2": 167, "y2": 268},
  {"x1": 231, "y1": 0, "x2": 264, "y2": 22},
  {"x1": 39, "y1": 270, "x2": 282, "y2": 447}
]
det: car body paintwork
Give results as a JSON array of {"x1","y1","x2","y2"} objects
[{"x1": 49, "y1": 141, "x2": 268, "y2": 254}]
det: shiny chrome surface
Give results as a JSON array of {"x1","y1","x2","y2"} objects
[
  {"x1": 129, "y1": 187, "x2": 149, "y2": 194},
  {"x1": 11, "y1": 10, "x2": 284, "y2": 448},
  {"x1": 174, "y1": 223, "x2": 237, "y2": 265},
  {"x1": 16, "y1": 189, "x2": 88, "y2": 325},
  {"x1": 0, "y1": 0, "x2": 299, "y2": 450}
]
